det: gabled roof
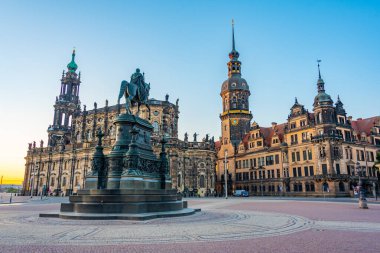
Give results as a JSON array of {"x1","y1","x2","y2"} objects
[
  {"x1": 351, "y1": 116, "x2": 380, "y2": 136},
  {"x1": 241, "y1": 123, "x2": 286, "y2": 148}
]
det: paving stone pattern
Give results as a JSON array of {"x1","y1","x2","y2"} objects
[{"x1": 0, "y1": 197, "x2": 380, "y2": 253}]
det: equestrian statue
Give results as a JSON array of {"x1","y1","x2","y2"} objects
[{"x1": 118, "y1": 68, "x2": 151, "y2": 119}]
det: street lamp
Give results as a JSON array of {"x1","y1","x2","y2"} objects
[
  {"x1": 35, "y1": 145, "x2": 43, "y2": 196},
  {"x1": 356, "y1": 162, "x2": 368, "y2": 209},
  {"x1": 83, "y1": 152, "x2": 89, "y2": 189},
  {"x1": 224, "y1": 150, "x2": 228, "y2": 199},
  {"x1": 69, "y1": 145, "x2": 77, "y2": 196},
  {"x1": 259, "y1": 166, "x2": 264, "y2": 197},
  {"x1": 45, "y1": 146, "x2": 52, "y2": 196}
]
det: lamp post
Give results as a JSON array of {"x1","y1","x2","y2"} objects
[
  {"x1": 260, "y1": 166, "x2": 264, "y2": 197},
  {"x1": 69, "y1": 145, "x2": 76, "y2": 195},
  {"x1": 29, "y1": 148, "x2": 35, "y2": 196},
  {"x1": 35, "y1": 146, "x2": 43, "y2": 196},
  {"x1": 29, "y1": 175, "x2": 34, "y2": 198},
  {"x1": 57, "y1": 139, "x2": 64, "y2": 196},
  {"x1": 10, "y1": 184, "x2": 13, "y2": 204},
  {"x1": 356, "y1": 161, "x2": 368, "y2": 209},
  {"x1": 224, "y1": 150, "x2": 228, "y2": 199},
  {"x1": 83, "y1": 151, "x2": 89, "y2": 189},
  {"x1": 45, "y1": 146, "x2": 52, "y2": 196}
]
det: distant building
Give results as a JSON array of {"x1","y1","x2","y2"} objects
[
  {"x1": 215, "y1": 24, "x2": 380, "y2": 197},
  {"x1": 23, "y1": 50, "x2": 217, "y2": 197}
]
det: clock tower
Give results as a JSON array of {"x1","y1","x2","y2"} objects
[{"x1": 219, "y1": 21, "x2": 252, "y2": 153}]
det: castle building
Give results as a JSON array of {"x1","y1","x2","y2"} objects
[
  {"x1": 22, "y1": 50, "x2": 217, "y2": 197},
  {"x1": 215, "y1": 24, "x2": 380, "y2": 197}
]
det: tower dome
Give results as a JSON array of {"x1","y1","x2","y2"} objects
[
  {"x1": 67, "y1": 49, "x2": 78, "y2": 72},
  {"x1": 313, "y1": 61, "x2": 333, "y2": 107}
]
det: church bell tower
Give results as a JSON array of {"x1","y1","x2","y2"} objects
[
  {"x1": 48, "y1": 49, "x2": 81, "y2": 146},
  {"x1": 220, "y1": 21, "x2": 252, "y2": 152}
]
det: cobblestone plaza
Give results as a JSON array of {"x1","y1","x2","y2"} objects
[{"x1": 1, "y1": 197, "x2": 380, "y2": 252}]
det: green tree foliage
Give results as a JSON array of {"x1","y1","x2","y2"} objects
[{"x1": 6, "y1": 188, "x2": 18, "y2": 193}]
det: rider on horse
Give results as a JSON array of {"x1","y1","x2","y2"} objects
[{"x1": 118, "y1": 68, "x2": 151, "y2": 119}]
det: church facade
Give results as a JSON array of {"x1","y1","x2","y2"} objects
[
  {"x1": 22, "y1": 50, "x2": 217, "y2": 197},
  {"x1": 215, "y1": 25, "x2": 380, "y2": 197}
]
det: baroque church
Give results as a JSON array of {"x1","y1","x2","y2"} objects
[
  {"x1": 215, "y1": 24, "x2": 380, "y2": 197},
  {"x1": 22, "y1": 50, "x2": 217, "y2": 197}
]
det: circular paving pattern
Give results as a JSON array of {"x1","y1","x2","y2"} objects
[
  {"x1": 2, "y1": 198, "x2": 380, "y2": 249},
  {"x1": 0, "y1": 209, "x2": 312, "y2": 245}
]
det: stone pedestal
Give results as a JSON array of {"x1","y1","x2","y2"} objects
[{"x1": 41, "y1": 113, "x2": 197, "y2": 220}]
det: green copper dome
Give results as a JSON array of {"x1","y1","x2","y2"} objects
[{"x1": 67, "y1": 49, "x2": 78, "y2": 72}]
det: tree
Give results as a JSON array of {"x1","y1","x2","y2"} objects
[{"x1": 6, "y1": 187, "x2": 18, "y2": 194}]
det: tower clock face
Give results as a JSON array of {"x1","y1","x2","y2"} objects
[{"x1": 231, "y1": 119, "x2": 239, "y2": 126}]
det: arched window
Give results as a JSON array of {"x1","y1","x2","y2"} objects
[
  {"x1": 61, "y1": 113, "x2": 66, "y2": 126},
  {"x1": 76, "y1": 131, "x2": 81, "y2": 142},
  {"x1": 232, "y1": 97, "x2": 237, "y2": 109},
  {"x1": 86, "y1": 129, "x2": 91, "y2": 140},
  {"x1": 75, "y1": 176, "x2": 79, "y2": 186},
  {"x1": 200, "y1": 175, "x2": 205, "y2": 188},
  {"x1": 177, "y1": 174, "x2": 181, "y2": 187},
  {"x1": 152, "y1": 121, "x2": 159, "y2": 133}
]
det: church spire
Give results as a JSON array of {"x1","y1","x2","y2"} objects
[
  {"x1": 316, "y1": 59, "x2": 325, "y2": 93},
  {"x1": 227, "y1": 20, "x2": 241, "y2": 77},
  {"x1": 232, "y1": 19, "x2": 236, "y2": 51}
]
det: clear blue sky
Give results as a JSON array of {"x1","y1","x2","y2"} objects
[{"x1": 0, "y1": 0, "x2": 379, "y2": 182}]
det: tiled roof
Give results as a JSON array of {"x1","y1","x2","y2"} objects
[
  {"x1": 351, "y1": 116, "x2": 380, "y2": 136},
  {"x1": 241, "y1": 123, "x2": 286, "y2": 148}
]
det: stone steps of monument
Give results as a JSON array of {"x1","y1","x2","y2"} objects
[
  {"x1": 69, "y1": 194, "x2": 179, "y2": 203},
  {"x1": 60, "y1": 200, "x2": 184, "y2": 214},
  {"x1": 77, "y1": 189, "x2": 178, "y2": 196}
]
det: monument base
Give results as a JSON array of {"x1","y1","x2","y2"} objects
[
  {"x1": 40, "y1": 208, "x2": 200, "y2": 221},
  {"x1": 40, "y1": 188, "x2": 200, "y2": 220}
]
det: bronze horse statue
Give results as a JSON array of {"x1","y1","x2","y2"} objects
[{"x1": 118, "y1": 68, "x2": 151, "y2": 119}]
